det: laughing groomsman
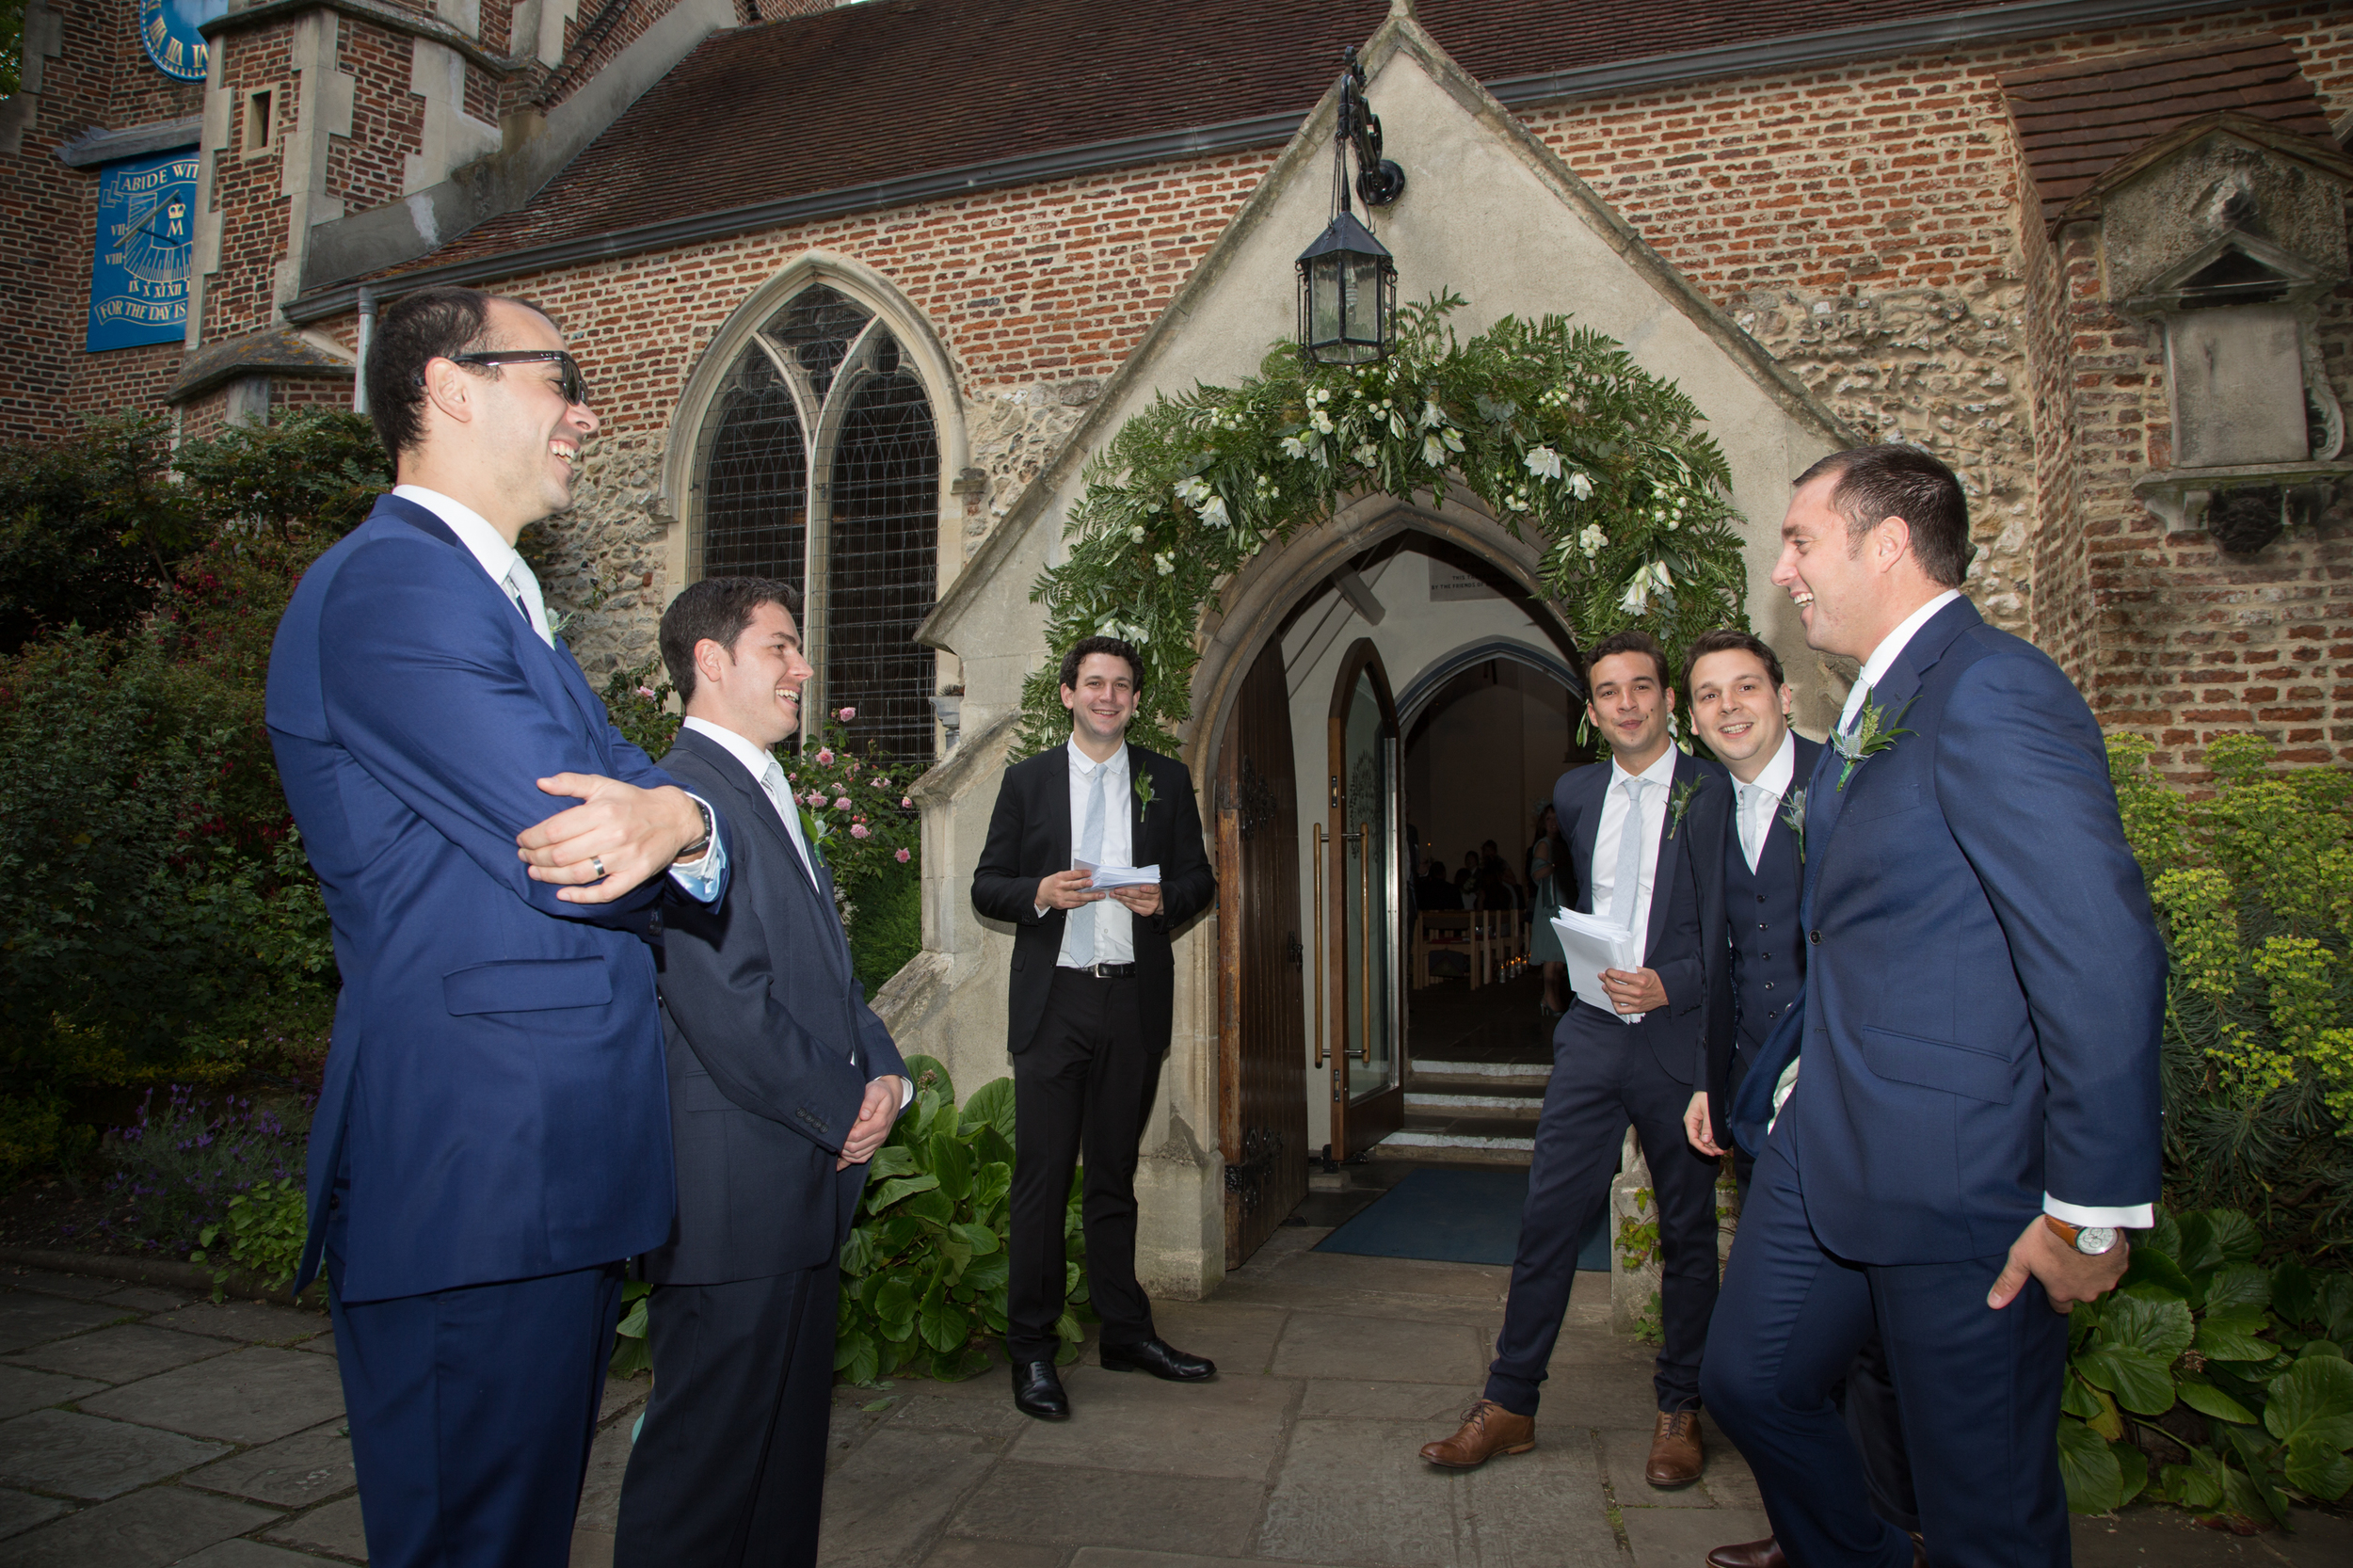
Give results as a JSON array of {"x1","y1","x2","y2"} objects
[
  {"x1": 1702, "y1": 445, "x2": 2164, "y2": 1568},
  {"x1": 970, "y1": 636, "x2": 1219, "y2": 1420},
  {"x1": 614, "y1": 577, "x2": 906, "y2": 1568},
  {"x1": 1679, "y1": 629, "x2": 1920, "y2": 1568},
  {"x1": 1420, "y1": 628, "x2": 1725, "y2": 1490}
]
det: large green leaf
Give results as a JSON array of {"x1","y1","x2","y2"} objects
[
  {"x1": 2057, "y1": 1416, "x2": 2124, "y2": 1513},
  {"x1": 2113, "y1": 1440, "x2": 2150, "y2": 1508},
  {"x1": 902, "y1": 1053, "x2": 954, "y2": 1106},
  {"x1": 931, "y1": 1128, "x2": 974, "y2": 1204},
  {"x1": 973, "y1": 1161, "x2": 1013, "y2": 1221},
  {"x1": 973, "y1": 1125, "x2": 1016, "y2": 1173},
  {"x1": 2207, "y1": 1210, "x2": 2263, "y2": 1265},
  {"x1": 2060, "y1": 1373, "x2": 2105, "y2": 1421},
  {"x1": 920, "y1": 1271, "x2": 969, "y2": 1353},
  {"x1": 2318, "y1": 1275, "x2": 2353, "y2": 1343},
  {"x1": 2263, "y1": 1354, "x2": 2353, "y2": 1451},
  {"x1": 2102, "y1": 1289, "x2": 2196, "y2": 1366},
  {"x1": 961, "y1": 1076, "x2": 1018, "y2": 1141},
  {"x1": 2197, "y1": 1306, "x2": 2274, "y2": 1363},
  {"x1": 2218, "y1": 1427, "x2": 2291, "y2": 1528},
  {"x1": 2123, "y1": 1251, "x2": 2197, "y2": 1304},
  {"x1": 2205, "y1": 1263, "x2": 2271, "y2": 1314},
  {"x1": 904, "y1": 1188, "x2": 955, "y2": 1225},
  {"x1": 2283, "y1": 1436, "x2": 2353, "y2": 1502},
  {"x1": 2077, "y1": 1346, "x2": 2178, "y2": 1416},
  {"x1": 2177, "y1": 1378, "x2": 2260, "y2": 1425},
  {"x1": 2141, "y1": 1210, "x2": 2182, "y2": 1261},
  {"x1": 873, "y1": 1274, "x2": 918, "y2": 1339},
  {"x1": 834, "y1": 1328, "x2": 880, "y2": 1385},
  {"x1": 962, "y1": 1252, "x2": 1011, "y2": 1297},
  {"x1": 2173, "y1": 1212, "x2": 2224, "y2": 1285},
  {"x1": 840, "y1": 1225, "x2": 876, "y2": 1277},
  {"x1": 2272, "y1": 1258, "x2": 2322, "y2": 1330},
  {"x1": 866, "y1": 1144, "x2": 921, "y2": 1180},
  {"x1": 870, "y1": 1173, "x2": 941, "y2": 1211},
  {"x1": 2158, "y1": 1447, "x2": 2227, "y2": 1510},
  {"x1": 952, "y1": 1221, "x2": 1001, "y2": 1257}
]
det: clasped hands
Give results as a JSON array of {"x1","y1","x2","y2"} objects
[
  {"x1": 515, "y1": 774, "x2": 706, "y2": 903},
  {"x1": 1035, "y1": 868, "x2": 1162, "y2": 918},
  {"x1": 837, "y1": 1076, "x2": 904, "y2": 1171}
]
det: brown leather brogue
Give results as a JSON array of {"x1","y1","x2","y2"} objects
[
  {"x1": 1705, "y1": 1540, "x2": 1785, "y2": 1568},
  {"x1": 1643, "y1": 1408, "x2": 1705, "y2": 1487},
  {"x1": 1417, "y1": 1400, "x2": 1535, "y2": 1468}
]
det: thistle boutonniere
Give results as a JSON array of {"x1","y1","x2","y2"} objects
[
  {"x1": 1133, "y1": 768, "x2": 1157, "y2": 816},
  {"x1": 1780, "y1": 787, "x2": 1808, "y2": 864},
  {"x1": 1832, "y1": 691, "x2": 1916, "y2": 791},
  {"x1": 1666, "y1": 775, "x2": 1705, "y2": 839}
]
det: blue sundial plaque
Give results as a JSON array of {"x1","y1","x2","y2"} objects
[
  {"x1": 87, "y1": 151, "x2": 200, "y2": 351},
  {"x1": 138, "y1": 0, "x2": 228, "y2": 82}
]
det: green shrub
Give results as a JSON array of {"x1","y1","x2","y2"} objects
[
  {"x1": 2059, "y1": 1205, "x2": 2352, "y2": 1524},
  {"x1": 191, "y1": 1176, "x2": 311, "y2": 1300},
  {"x1": 2109, "y1": 736, "x2": 2353, "y2": 1261},
  {"x1": 845, "y1": 856, "x2": 922, "y2": 998},
  {"x1": 0, "y1": 414, "x2": 194, "y2": 653}
]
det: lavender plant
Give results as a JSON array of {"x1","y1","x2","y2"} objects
[{"x1": 91, "y1": 1084, "x2": 312, "y2": 1256}]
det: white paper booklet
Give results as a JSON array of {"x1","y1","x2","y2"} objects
[
  {"x1": 1550, "y1": 910, "x2": 1644, "y2": 1025},
  {"x1": 1074, "y1": 858, "x2": 1161, "y2": 889}
]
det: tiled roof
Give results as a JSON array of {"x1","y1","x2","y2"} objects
[
  {"x1": 1999, "y1": 35, "x2": 2338, "y2": 225},
  {"x1": 394, "y1": 0, "x2": 2012, "y2": 278}
]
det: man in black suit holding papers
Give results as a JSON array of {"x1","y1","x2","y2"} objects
[
  {"x1": 1419, "y1": 629, "x2": 1724, "y2": 1490},
  {"x1": 970, "y1": 635, "x2": 1218, "y2": 1420}
]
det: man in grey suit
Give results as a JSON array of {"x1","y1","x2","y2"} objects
[{"x1": 614, "y1": 576, "x2": 907, "y2": 1568}]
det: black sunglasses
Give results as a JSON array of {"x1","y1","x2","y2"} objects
[{"x1": 440, "y1": 349, "x2": 591, "y2": 407}]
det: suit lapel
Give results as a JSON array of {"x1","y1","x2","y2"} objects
[
  {"x1": 1570, "y1": 765, "x2": 1608, "y2": 915},
  {"x1": 676, "y1": 730, "x2": 851, "y2": 979},
  {"x1": 1048, "y1": 743, "x2": 1073, "y2": 869},
  {"x1": 1643, "y1": 753, "x2": 1698, "y2": 961}
]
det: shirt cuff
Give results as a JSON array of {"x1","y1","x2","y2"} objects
[
  {"x1": 885, "y1": 1074, "x2": 914, "y2": 1111},
  {"x1": 666, "y1": 796, "x2": 725, "y2": 903},
  {"x1": 2044, "y1": 1195, "x2": 2155, "y2": 1231}
]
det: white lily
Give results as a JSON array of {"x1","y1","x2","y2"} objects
[
  {"x1": 1525, "y1": 445, "x2": 1562, "y2": 480},
  {"x1": 1199, "y1": 494, "x2": 1231, "y2": 529},
  {"x1": 1279, "y1": 434, "x2": 1311, "y2": 460},
  {"x1": 1567, "y1": 471, "x2": 1595, "y2": 501}
]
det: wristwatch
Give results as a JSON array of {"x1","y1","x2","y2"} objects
[
  {"x1": 2044, "y1": 1216, "x2": 2121, "y2": 1256},
  {"x1": 674, "y1": 796, "x2": 715, "y2": 863}
]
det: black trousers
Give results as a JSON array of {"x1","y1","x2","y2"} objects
[
  {"x1": 1006, "y1": 968, "x2": 1163, "y2": 1363},
  {"x1": 614, "y1": 1262, "x2": 840, "y2": 1568},
  {"x1": 1487, "y1": 1000, "x2": 1721, "y2": 1415}
]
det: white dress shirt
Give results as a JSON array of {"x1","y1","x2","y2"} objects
[
  {"x1": 390, "y1": 485, "x2": 724, "y2": 894},
  {"x1": 1586, "y1": 744, "x2": 1679, "y2": 1016},
  {"x1": 678, "y1": 715, "x2": 908, "y2": 1108},
  {"x1": 1056, "y1": 738, "x2": 1135, "y2": 968},
  {"x1": 1733, "y1": 729, "x2": 1797, "y2": 874}
]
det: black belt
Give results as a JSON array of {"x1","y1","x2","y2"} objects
[{"x1": 1062, "y1": 961, "x2": 1138, "y2": 979}]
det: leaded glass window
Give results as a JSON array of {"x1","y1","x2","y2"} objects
[{"x1": 696, "y1": 283, "x2": 939, "y2": 761}]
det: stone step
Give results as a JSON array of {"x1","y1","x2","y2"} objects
[
  {"x1": 1403, "y1": 1089, "x2": 1543, "y2": 1118},
  {"x1": 1369, "y1": 1111, "x2": 1538, "y2": 1163}
]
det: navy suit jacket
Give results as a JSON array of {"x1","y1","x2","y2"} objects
[
  {"x1": 645, "y1": 728, "x2": 906, "y2": 1284},
  {"x1": 267, "y1": 493, "x2": 725, "y2": 1304},
  {"x1": 1691, "y1": 732, "x2": 1824, "y2": 1131},
  {"x1": 969, "y1": 742, "x2": 1217, "y2": 1056},
  {"x1": 1787, "y1": 598, "x2": 2164, "y2": 1264},
  {"x1": 1551, "y1": 748, "x2": 1720, "y2": 1082}
]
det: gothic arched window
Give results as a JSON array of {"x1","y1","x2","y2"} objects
[{"x1": 696, "y1": 282, "x2": 939, "y2": 762}]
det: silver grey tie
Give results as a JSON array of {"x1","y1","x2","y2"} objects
[
  {"x1": 1066, "y1": 762, "x2": 1111, "y2": 964},
  {"x1": 1609, "y1": 776, "x2": 1647, "y2": 932},
  {"x1": 760, "y1": 758, "x2": 814, "y2": 878},
  {"x1": 1737, "y1": 780, "x2": 1763, "y2": 871}
]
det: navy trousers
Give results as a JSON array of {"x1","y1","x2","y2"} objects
[
  {"x1": 615, "y1": 1263, "x2": 840, "y2": 1568},
  {"x1": 328, "y1": 1256, "x2": 623, "y2": 1568},
  {"x1": 1487, "y1": 1000, "x2": 1721, "y2": 1416},
  {"x1": 1702, "y1": 1110, "x2": 2072, "y2": 1568}
]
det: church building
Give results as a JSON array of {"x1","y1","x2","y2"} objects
[{"x1": 6, "y1": 0, "x2": 2349, "y2": 1293}]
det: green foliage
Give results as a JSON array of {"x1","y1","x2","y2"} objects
[
  {"x1": 0, "y1": 414, "x2": 194, "y2": 652},
  {"x1": 2058, "y1": 1205, "x2": 2353, "y2": 1524},
  {"x1": 834, "y1": 1057, "x2": 1087, "y2": 1384},
  {"x1": 845, "y1": 854, "x2": 922, "y2": 999},
  {"x1": 1017, "y1": 294, "x2": 1746, "y2": 757},
  {"x1": 2108, "y1": 735, "x2": 2353, "y2": 1261},
  {"x1": 611, "y1": 1278, "x2": 654, "y2": 1377},
  {"x1": 191, "y1": 1176, "x2": 312, "y2": 1300},
  {"x1": 0, "y1": 0, "x2": 21, "y2": 99}
]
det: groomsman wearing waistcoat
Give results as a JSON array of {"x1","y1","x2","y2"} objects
[
  {"x1": 1678, "y1": 630, "x2": 1920, "y2": 1568},
  {"x1": 1420, "y1": 630, "x2": 1727, "y2": 1490},
  {"x1": 969, "y1": 636, "x2": 1220, "y2": 1420},
  {"x1": 1703, "y1": 446, "x2": 2163, "y2": 1568}
]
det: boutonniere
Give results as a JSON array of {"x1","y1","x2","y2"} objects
[
  {"x1": 1132, "y1": 769, "x2": 1157, "y2": 815},
  {"x1": 1666, "y1": 775, "x2": 1705, "y2": 839},
  {"x1": 1832, "y1": 692, "x2": 1916, "y2": 791},
  {"x1": 1780, "y1": 787, "x2": 1807, "y2": 864}
]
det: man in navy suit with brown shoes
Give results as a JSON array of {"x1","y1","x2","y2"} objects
[
  {"x1": 1703, "y1": 445, "x2": 2163, "y2": 1568},
  {"x1": 1420, "y1": 628, "x2": 1727, "y2": 1491},
  {"x1": 970, "y1": 636, "x2": 1219, "y2": 1420}
]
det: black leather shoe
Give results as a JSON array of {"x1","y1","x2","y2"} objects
[
  {"x1": 1098, "y1": 1336, "x2": 1216, "y2": 1381},
  {"x1": 1011, "y1": 1358, "x2": 1069, "y2": 1420}
]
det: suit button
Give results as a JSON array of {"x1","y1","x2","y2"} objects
[
  {"x1": 1762, "y1": 952, "x2": 1771, "y2": 961},
  {"x1": 1758, "y1": 922, "x2": 1769, "y2": 931},
  {"x1": 1756, "y1": 894, "x2": 1767, "y2": 904},
  {"x1": 1809, "y1": 930, "x2": 1821, "y2": 944},
  {"x1": 1764, "y1": 982, "x2": 1774, "y2": 990}
]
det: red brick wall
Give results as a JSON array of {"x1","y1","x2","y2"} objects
[
  {"x1": 330, "y1": 17, "x2": 427, "y2": 226},
  {"x1": 539, "y1": 0, "x2": 685, "y2": 110},
  {"x1": 1, "y1": 0, "x2": 202, "y2": 442},
  {"x1": 198, "y1": 24, "x2": 300, "y2": 347}
]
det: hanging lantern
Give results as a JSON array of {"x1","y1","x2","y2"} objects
[{"x1": 1296, "y1": 46, "x2": 1403, "y2": 367}]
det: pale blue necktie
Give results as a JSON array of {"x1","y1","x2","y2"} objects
[
  {"x1": 1066, "y1": 761, "x2": 1111, "y2": 964},
  {"x1": 760, "y1": 758, "x2": 817, "y2": 878},
  {"x1": 1737, "y1": 780, "x2": 1764, "y2": 871},
  {"x1": 1609, "y1": 776, "x2": 1647, "y2": 932}
]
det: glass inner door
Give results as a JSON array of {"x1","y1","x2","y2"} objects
[{"x1": 1333, "y1": 664, "x2": 1402, "y2": 1152}]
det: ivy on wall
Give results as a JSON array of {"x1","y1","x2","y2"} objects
[{"x1": 1016, "y1": 294, "x2": 1752, "y2": 757}]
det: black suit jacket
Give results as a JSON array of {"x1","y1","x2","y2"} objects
[
  {"x1": 1689, "y1": 732, "x2": 1824, "y2": 1131},
  {"x1": 969, "y1": 740, "x2": 1218, "y2": 1055},
  {"x1": 1551, "y1": 748, "x2": 1719, "y2": 1084},
  {"x1": 645, "y1": 726, "x2": 908, "y2": 1286}
]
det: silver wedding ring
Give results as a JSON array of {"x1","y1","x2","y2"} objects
[{"x1": 591, "y1": 856, "x2": 607, "y2": 879}]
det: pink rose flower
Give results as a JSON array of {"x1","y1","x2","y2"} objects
[
  {"x1": 805, "y1": 791, "x2": 825, "y2": 807},
  {"x1": 815, "y1": 748, "x2": 835, "y2": 765},
  {"x1": 850, "y1": 824, "x2": 870, "y2": 840},
  {"x1": 900, "y1": 796, "x2": 913, "y2": 808},
  {"x1": 839, "y1": 706, "x2": 856, "y2": 720},
  {"x1": 635, "y1": 685, "x2": 655, "y2": 698},
  {"x1": 894, "y1": 847, "x2": 911, "y2": 863},
  {"x1": 833, "y1": 796, "x2": 851, "y2": 810}
]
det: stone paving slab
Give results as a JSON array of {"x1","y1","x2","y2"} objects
[
  {"x1": 1140, "y1": 1303, "x2": 1289, "y2": 1378},
  {"x1": 177, "y1": 1541, "x2": 345, "y2": 1566},
  {"x1": 6, "y1": 1323, "x2": 232, "y2": 1384},
  {"x1": 0, "y1": 1484, "x2": 71, "y2": 1542},
  {"x1": 921, "y1": 1540, "x2": 1064, "y2": 1568},
  {"x1": 1269, "y1": 1310, "x2": 1492, "y2": 1384},
  {"x1": 0, "y1": 1409, "x2": 230, "y2": 1500},
  {"x1": 143, "y1": 1304, "x2": 329, "y2": 1348},
  {"x1": 0, "y1": 1362, "x2": 104, "y2": 1420},
  {"x1": 1004, "y1": 1368, "x2": 1296, "y2": 1481},
  {"x1": 1, "y1": 1268, "x2": 127, "y2": 1304},
  {"x1": 0, "y1": 1291, "x2": 135, "y2": 1355},
  {"x1": 1257, "y1": 1416, "x2": 1476, "y2": 1568},
  {"x1": 1622, "y1": 1503, "x2": 1773, "y2": 1568},
  {"x1": 0, "y1": 1483, "x2": 279, "y2": 1568},
  {"x1": 824, "y1": 1427, "x2": 1003, "y2": 1568},
  {"x1": 948, "y1": 1462, "x2": 1264, "y2": 1558},
  {"x1": 262, "y1": 1494, "x2": 367, "y2": 1559},
  {"x1": 185, "y1": 1419, "x2": 357, "y2": 1509},
  {"x1": 79, "y1": 1346, "x2": 345, "y2": 1446},
  {"x1": 94, "y1": 1287, "x2": 194, "y2": 1314},
  {"x1": 1458, "y1": 1438, "x2": 1625, "y2": 1568}
]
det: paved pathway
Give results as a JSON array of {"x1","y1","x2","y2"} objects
[{"x1": 1, "y1": 1233, "x2": 2346, "y2": 1566}]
